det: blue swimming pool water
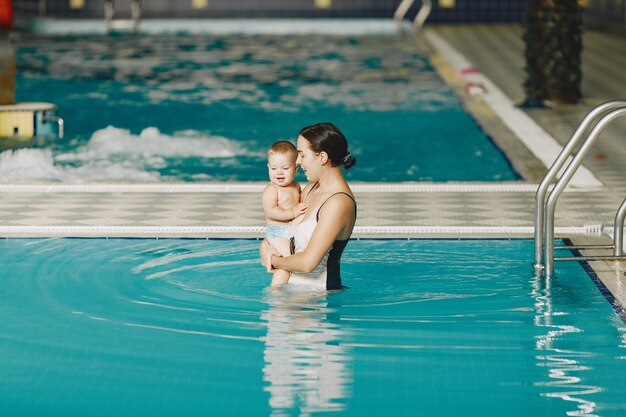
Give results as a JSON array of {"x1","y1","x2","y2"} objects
[
  {"x1": 0, "y1": 238, "x2": 624, "y2": 416},
  {"x1": 4, "y1": 33, "x2": 519, "y2": 182}
]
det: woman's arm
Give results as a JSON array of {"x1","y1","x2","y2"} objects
[
  {"x1": 260, "y1": 239, "x2": 280, "y2": 273},
  {"x1": 271, "y1": 195, "x2": 355, "y2": 273}
]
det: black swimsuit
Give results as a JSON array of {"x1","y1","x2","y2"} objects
[{"x1": 290, "y1": 184, "x2": 357, "y2": 290}]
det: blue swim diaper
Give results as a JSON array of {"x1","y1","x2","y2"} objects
[{"x1": 266, "y1": 224, "x2": 291, "y2": 239}]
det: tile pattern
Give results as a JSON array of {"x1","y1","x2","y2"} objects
[
  {"x1": 0, "y1": 188, "x2": 621, "y2": 238},
  {"x1": 0, "y1": 193, "x2": 263, "y2": 228}
]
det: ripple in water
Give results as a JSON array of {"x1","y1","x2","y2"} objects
[{"x1": 1, "y1": 239, "x2": 625, "y2": 416}]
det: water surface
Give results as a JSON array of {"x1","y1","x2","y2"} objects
[{"x1": 1, "y1": 239, "x2": 624, "y2": 416}]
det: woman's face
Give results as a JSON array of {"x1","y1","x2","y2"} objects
[{"x1": 296, "y1": 135, "x2": 321, "y2": 182}]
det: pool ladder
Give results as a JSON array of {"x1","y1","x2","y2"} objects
[
  {"x1": 534, "y1": 100, "x2": 626, "y2": 278},
  {"x1": 393, "y1": 0, "x2": 432, "y2": 32},
  {"x1": 104, "y1": 0, "x2": 141, "y2": 32}
]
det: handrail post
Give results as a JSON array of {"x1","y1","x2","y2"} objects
[
  {"x1": 534, "y1": 100, "x2": 626, "y2": 274},
  {"x1": 393, "y1": 0, "x2": 415, "y2": 25},
  {"x1": 131, "y1": 0, "x2": 141, "y2": 28},
  {"x1": 544, "y1": 107, "x2": 626, "y2": 277},
  {"x1": 614, "y1": 197, "x2": 626, "y2": 256},
  {"x1": 42, "y1": 115, "x2": 64, "y2": 138},
  {"x1": 393, "y1": 0, "x2": 432, "y2": 32},
  {"x1": 414, "y1": 0, "x2": 432, "y2": 32},
  {"x1": 105, "y1": 0, "x2": 141, "y2": 32}
]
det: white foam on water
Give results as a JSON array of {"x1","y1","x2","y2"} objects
[
  {"x1": 0, "y1": 148, "x2": 62, "y2": 179},
  {"x1": 0, "y1": 147, "x2": 161, "y2": 182},
  {"x1": 0, "y1": 126, "x2": 247, "y2": 182},
  {"x1": 59, "y1": 126, "x2": 244, "y2": 161}
]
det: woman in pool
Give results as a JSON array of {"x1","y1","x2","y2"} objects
[{"x1": 260, "y1": 122, "x2": 357, "y2": 290}]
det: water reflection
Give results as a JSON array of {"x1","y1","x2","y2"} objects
[
  {"x1": 531, "y1": 274, "x2": 601, "y2": 416},
  {"x1": 261, "y1": 289, "x2": 353, "y2": 416}
]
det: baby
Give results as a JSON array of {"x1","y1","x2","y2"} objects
[{"x1": 262, "y1": 141, "x2": 307, "y2": 286}]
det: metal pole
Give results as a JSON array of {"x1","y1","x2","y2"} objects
[
  {"x1": 534, "y1": 100, "x2": 626, "y2": 275},
  {"x1": 614, "y1": 197, "x2": 626, "y2": 256},
  {"x1": 414, "y1": 0, "x2": 432, "y2": 32},
  {"x1": 131, "y1": 0, "x2": 141, "y2": 30},
  {"x1": 393, "y1": 0, "x2": 415, "y2": 23},
  {"x1": 544, "y1": 108, "x2": 626, "y2": 277},
  {"x1": 104, "y1": 0, "x2": 114, "y2": 23}
]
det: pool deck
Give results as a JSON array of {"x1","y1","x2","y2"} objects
[{"x1": 1, "y1": 23, "x2": 626, "y2": 306}]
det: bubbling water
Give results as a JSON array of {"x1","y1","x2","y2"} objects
[{"x1": 0, "y1": 126, "x2": 248, "y2": 182}]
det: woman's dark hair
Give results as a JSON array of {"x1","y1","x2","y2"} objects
[{"x1": 299, "y1": 122, "x2": 356, "y2": 170}]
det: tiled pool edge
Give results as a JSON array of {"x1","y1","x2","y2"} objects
[
  {"x1": 423, "y1": 29, "x2": 603, "y2": 189},
  {"x1": 421, "y1": 37, "x2": 546, "y2": 184},
  {"x1": 568, "y1": 235, "x2": 626, "y2": 319},
  {"x1": 0, "y1": 182, "x2": 595, "y2": 194},
  {"x1": 0, "y1": 225, "x2": 607, "y2": 239},
  {"x1": 424, "y1": 27, "x2": 626, "y2": 312}
]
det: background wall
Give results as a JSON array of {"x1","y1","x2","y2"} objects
[
  {"x1": 583, "y1": 0, "x2": 626, "y2": 34},
  {"x1": 12, "y1": 0, "x2": 529, "y2": 22},
  {"x1": 11, "y1": 0, "x2": 626, "y2": 34}
]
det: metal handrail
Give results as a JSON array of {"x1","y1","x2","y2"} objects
[
  {"x1": 393, "y1": 0, "x2": 433, "y2": 32},
  {"x1": 543, "y1": 107, "x2": 626, "y2": 277},
  {"x1": 42, "y1": 114, "x2": 63, "y2": 138},
  {"x1": 105, "y1": 0, "x2": 141, "y2": 32},
  {"x1": 533, "y1": 100, "x2": 626, "y2": 275},
  {"x1": 393, "y1": 0, "x2": 415, "y2": 25},
  {"x1": 614, "y1": 197, "x2": 626, "y2": 256},
  {"x1": 414, "y1": 0, "x2": 432, "y2": 31}
]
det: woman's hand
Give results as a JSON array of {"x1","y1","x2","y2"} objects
[{"x1": 260, "y1": 239, "x2": 281, "y2": 273}]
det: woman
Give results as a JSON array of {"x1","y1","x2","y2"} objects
[{"x1": 260, "y1": 122, "x2": 357, "y2": 290}]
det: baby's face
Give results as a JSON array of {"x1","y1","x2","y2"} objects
[{"x1": 267, "y1": 153, "x2": 298, "y2": 187}]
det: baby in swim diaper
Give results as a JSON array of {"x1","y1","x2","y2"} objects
[{"x1": 262, "y1": 141, "x2": 307, "y2": 286}]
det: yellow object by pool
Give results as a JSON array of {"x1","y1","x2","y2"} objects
[
  {"x1": 0, "y1": 110, "x2": 33, "y2": 138},
  {"x1": 0, "y1": 102, "x2": 63, "y2": 139},
  {"x1": 314, "y1": 0, "x2": 332, "y2": 9}
]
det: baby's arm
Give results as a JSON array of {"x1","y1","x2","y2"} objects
[{"x1": 262, "y1": 185, "x2": 307, "y2": 222}]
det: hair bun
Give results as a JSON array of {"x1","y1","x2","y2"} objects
[{"x1": 342, "y1": 153, "x2": 356, "y2": 170}]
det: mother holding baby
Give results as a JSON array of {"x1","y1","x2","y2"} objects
[{"x1": 260, "y1": 122, "x2": 357, "y2": 291}]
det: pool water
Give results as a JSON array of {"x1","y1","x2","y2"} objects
[
  {"x1": 1, "y1": 238, "x2": 625, "y2": 416},
  {"x1": 4, "y1": 33, "x2": 519, "y2": 182}
]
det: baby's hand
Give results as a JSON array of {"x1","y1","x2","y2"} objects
[{"x1": 292, "y1": 202, "x2": 307, "y2": 217}]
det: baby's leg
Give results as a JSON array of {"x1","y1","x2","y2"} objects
[
  {"x1": 268, "y1": 237, "x2": 291, "y2": 287},
  {"x1": 271, "y1": 269, "x2": 291, "y2": 287}
]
